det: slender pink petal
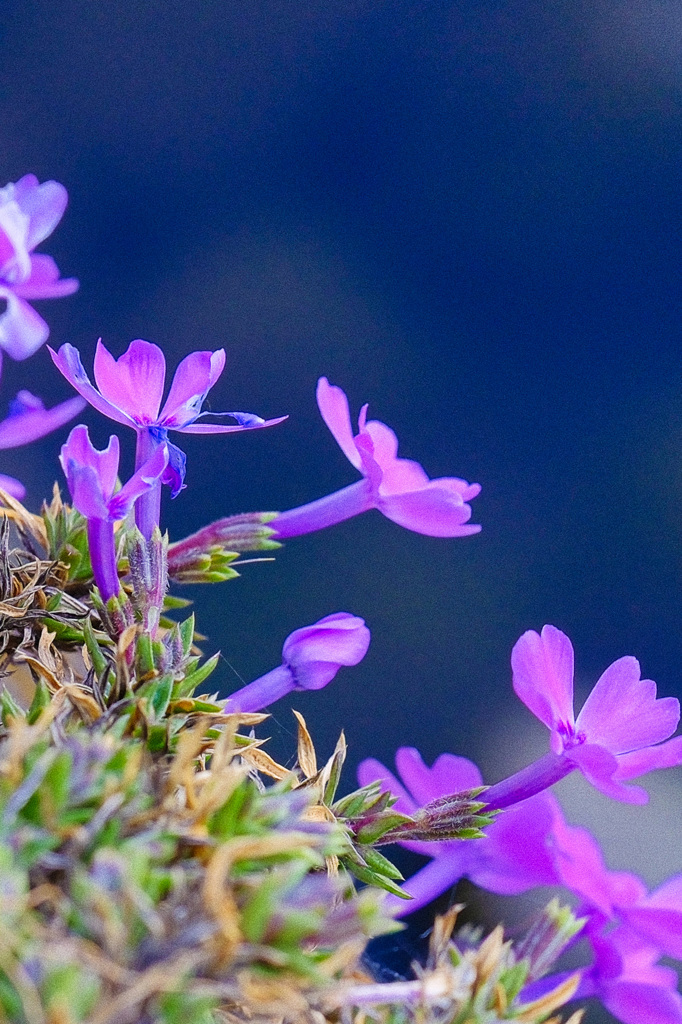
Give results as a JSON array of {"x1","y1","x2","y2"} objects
[
  {"x1": 0, "y1": 290, "x2": 48, "y2": 359},
  {"x1": 61, "y1": 426, "x2": 120, "y2": 501},
  {"x1": 394, "y1": 747, "x2": 483, "y2": 804},
  {"x1": 108, "y1": 444, "x2": 169, "y2": 520},
  {"x1": 511, "y1": 626, "x2": 575, "y2": 734},
  {"x1": 94, "y1": 339, "x2": 167, "y2": 423},
  {"x1": 0, "y1": 473, "x2": 25, "y2": 499},
  {"x1": 385, "y1": 856, "x2": 466, "y2": 917},
  {"x1": 576, "y1": 657, "x2": 680, "y2": 753},
  {"x1": 13, "y1": 175, "x2": 68, "y2": 250},
  {"x1": 159, "y1": 349, "x2": 224, "y2": 426},
  {"x1": 0, "y1": 200, "x2": 30, "y2": 280},
  {"x1": 63, "y1": 463, "x2": 111, "y2": 519},
  {"x1": 566, "y1": 743, "x2": 647, "y2": 803},
  {"x1": 357, "y1": 757, "x2": 419, "y2": 815},
  {"x1": 379, "y1": 481, "x2": 480, "y2": 536},
  {"x1": 13, "y1": 255, "x2": 78, "y2": 299},
  {"x1": 0, "y1": 394, "x2": 85, "y2": 449},
  {"x1": 603, "y1": 981, "x2": 682, "y2": 1024},
  {"x1": 614, "y1": 736, "x2": 682, "y2": 780},
  {"x1": 472, "y1": 793, "x2": 560, "y2": 893},
  {"x1": 363, "y1": 419, "x2": 402, "y2": 471},
  {"x1": 49, "y1": 344, "x2": 137, "y2": 427},
  {"x1": 179, "y1": 414, "x2": 288, "y2": 433},
  {"x1": 316, "y1": 377, "x2": 362, "y2": 469}
]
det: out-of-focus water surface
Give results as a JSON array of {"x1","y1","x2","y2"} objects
[{"x1": 2, "y1": 7, "x2": 681, "y2": 1015}]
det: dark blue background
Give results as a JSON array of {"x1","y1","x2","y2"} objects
[{"x1": 1, "y1": 4, "x2": 681, "y2": 1008}]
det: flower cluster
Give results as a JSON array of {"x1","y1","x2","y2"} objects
[{"x1": 0, "y1": 170, "x2": 681, "y2": 1024}]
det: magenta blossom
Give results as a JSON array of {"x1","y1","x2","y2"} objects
[
  {"x1": 0, "y1": 389, "x2": 85, "y2": 499},
  {"x1": 226, "y1": 612, "x2": 371, "y2": 713},
  {"x1": 60, "y1": 424, "x2": 168, "y2": 601},
  {"x1": 274, "y1": 377, "x2": 481, "y2": 540},
  {"x1": 357, "y1": 747, "x2": 560, "y2": 917},
  {"x1": 50, "y1": 338, "x2": 286, "y2": 537},
  {"x1": 0, "y1": 175, "x2": 78, "y2": 362},
  {"x1": 484, "y1": 625, "x2": 682, "y2": 808}
]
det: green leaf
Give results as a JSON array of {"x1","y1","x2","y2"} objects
[
  {"x1": 26, "y1": 677, "x2": 52, "y2": 725},
  {"x1": 83, "y1": 615, "x2": 109, "y2": 676},
  {"x1": 1, "y1": 687, "x2": 25, "y2": 726},
  {"x1": 345, "y1": 862, "x2": 411, "y2": 899},
  {"x1": 361, "y1": 847, "x2": 404, "y2": 882},
  {"x1": 176, "y1": 653, "x2": 220, "y2": 698},
  {"x1": 179, "y1": 613, "x2": 196, "y2": 656},
  {"x1": 149, "y1": 675, "x2": 174, "y2": 720}
]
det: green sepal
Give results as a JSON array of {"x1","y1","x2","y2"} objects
[
  {"x1": 355, "y1": 810, "x2": 415, "y2": 845},
  {"x1": 361, "y1": 847, "x2": 404, "y2": 882},
  {"x1": 345, "y1": 861, "x2": 410, "y2": 899},
  {"x1": 172, "y1": 653, "x2": 219, "y2": 700}
]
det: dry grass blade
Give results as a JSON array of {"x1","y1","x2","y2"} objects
[{"x1": 293, "y1": 710, "x2": 317, "y2": 778}]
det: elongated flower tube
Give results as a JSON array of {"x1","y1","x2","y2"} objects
[
  {"x1": 60, "y1": 425, "x2": 168, "y2": 601},
  {"x1": 50, "y1": 338, "x2": 286, "y2": 538},
  {"x1": 0, "y1": 389, "x2": 85, "y2": 498},
  {"x1": 274, "y1": 377, "x2": 480, "y2": 539},
  {"x1": 226, "y1": 612, "x2": 370, "y2": 712},
  {"x1": 0, "y1": 175, "x2": 78, "y2": 361},
  {"x1": 483, "y1": 625, "x2": 682, "y2": 808}
]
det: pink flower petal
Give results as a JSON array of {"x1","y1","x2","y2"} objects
[
  {"x1": 379, "y1": 482, "x2": 480, "y2": 536},
  {"x1": 13, "y1": 255, "x2": 78, "y2": 299},
  {"x1": 0, "y1": 473, "x2": 25, "y2": 499},
  {"x1": 179, "y1": 414, "x2": 287, "y2": 433},
  {"x1": 49, "y1": 344, "x2": 137, "y2": 428},
  {"x1": 12, "y1": 175, "x2": 68, "y2": 250},
  {"x1": 576, "y1": 657, "x2": 680, "y2": 753},
  {"x1": 0, "y1": 394, "x2": 85, "y2": 449},
  {"x1": 0, "y1": 290, "x2": 49, "y2": 359},
  {"x1": 93, "y1": 339, "x2": 167, "y2": 423},
  {"x1": 357, "y1": 756, "x2": 419, "y2": 815},
  {"x1": 566, "y1": 743, "x2": 647, "y2": 804},
  {"x1": 614, "y1": 736, "x2": 682, "y2": 780},
  {"x1": 159, "y1": 349, "x2": 225, "y2": 426},
  {"x1": 395, "y1": 747, "x2": 483, "y2": 804},
  {"x1": 316, "y1": 377, "x2": 363, "y2": 470},
  {"x1": 511, "y1": 625, "x2": 576, "y2": 733}
]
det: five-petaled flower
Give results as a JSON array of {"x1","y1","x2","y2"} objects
[
  {"x1": 273, "y1": 377, "x2": 480, "y2": 540},
  {"x1": 50, "y1": 338, "x2": 286, "y2": 538},
  {"x1": 60, "y1": 424, "x2": 168, "y2": 601},
  {"x1": 484, "y1": 625, "x2": 682, "y2": 808},
  {"x1": 226, "y1": 612, "x2": 371, "y2": 712},
  {"x1": 0, "y1": 175, "x2": 78, "y2": 362}
]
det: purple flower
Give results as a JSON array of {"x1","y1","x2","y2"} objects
[
  {"x1": 226, "y1": 612, "x2": 371, "y2": 712},
  {"x1": 0, "y1": 175, "x2": 78, "y2": 362},
  {"x1": 49, "y1": 338, "x2": 286, "y2": 537},
  {"x1": 575, "y1": 925, "x2": 682, "y2": 1024},
  {"x1": 274, "y1": 377, "x2": 481, "y2": 540},
  {"x1": 484, "y1": 625, "x2": 682, "y2": 808},
  {"x1": 0, "y1": 389, "x2": 85, "y2": 499},
  {"x1": 60, "y1": 424, "x2": 168, "y2": 601},
  {"x1": 357, "y1": 747, "x2": 560, "y2": 916}
]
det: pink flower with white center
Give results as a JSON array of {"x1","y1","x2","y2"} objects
[
  {"x1": 0, "y1": 175, "x2": 78, "y2": 362},
  {"x1": 274, "y1": 377, "x2": 480, "y2": 539}
]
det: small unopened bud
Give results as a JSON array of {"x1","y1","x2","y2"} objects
[
  {"x1": 372, "y1": 789, "x2": 492, "y2": 845},
  {"x1": 167, "y1": 512, "x2": 280, "y2": 583},
  {"x1": 127, "y1": 526, "x2": 168, "y2": 634}
]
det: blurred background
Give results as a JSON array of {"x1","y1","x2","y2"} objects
[{"x1": 1, "y1": 0, "x2": 681, "y2": 996}]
